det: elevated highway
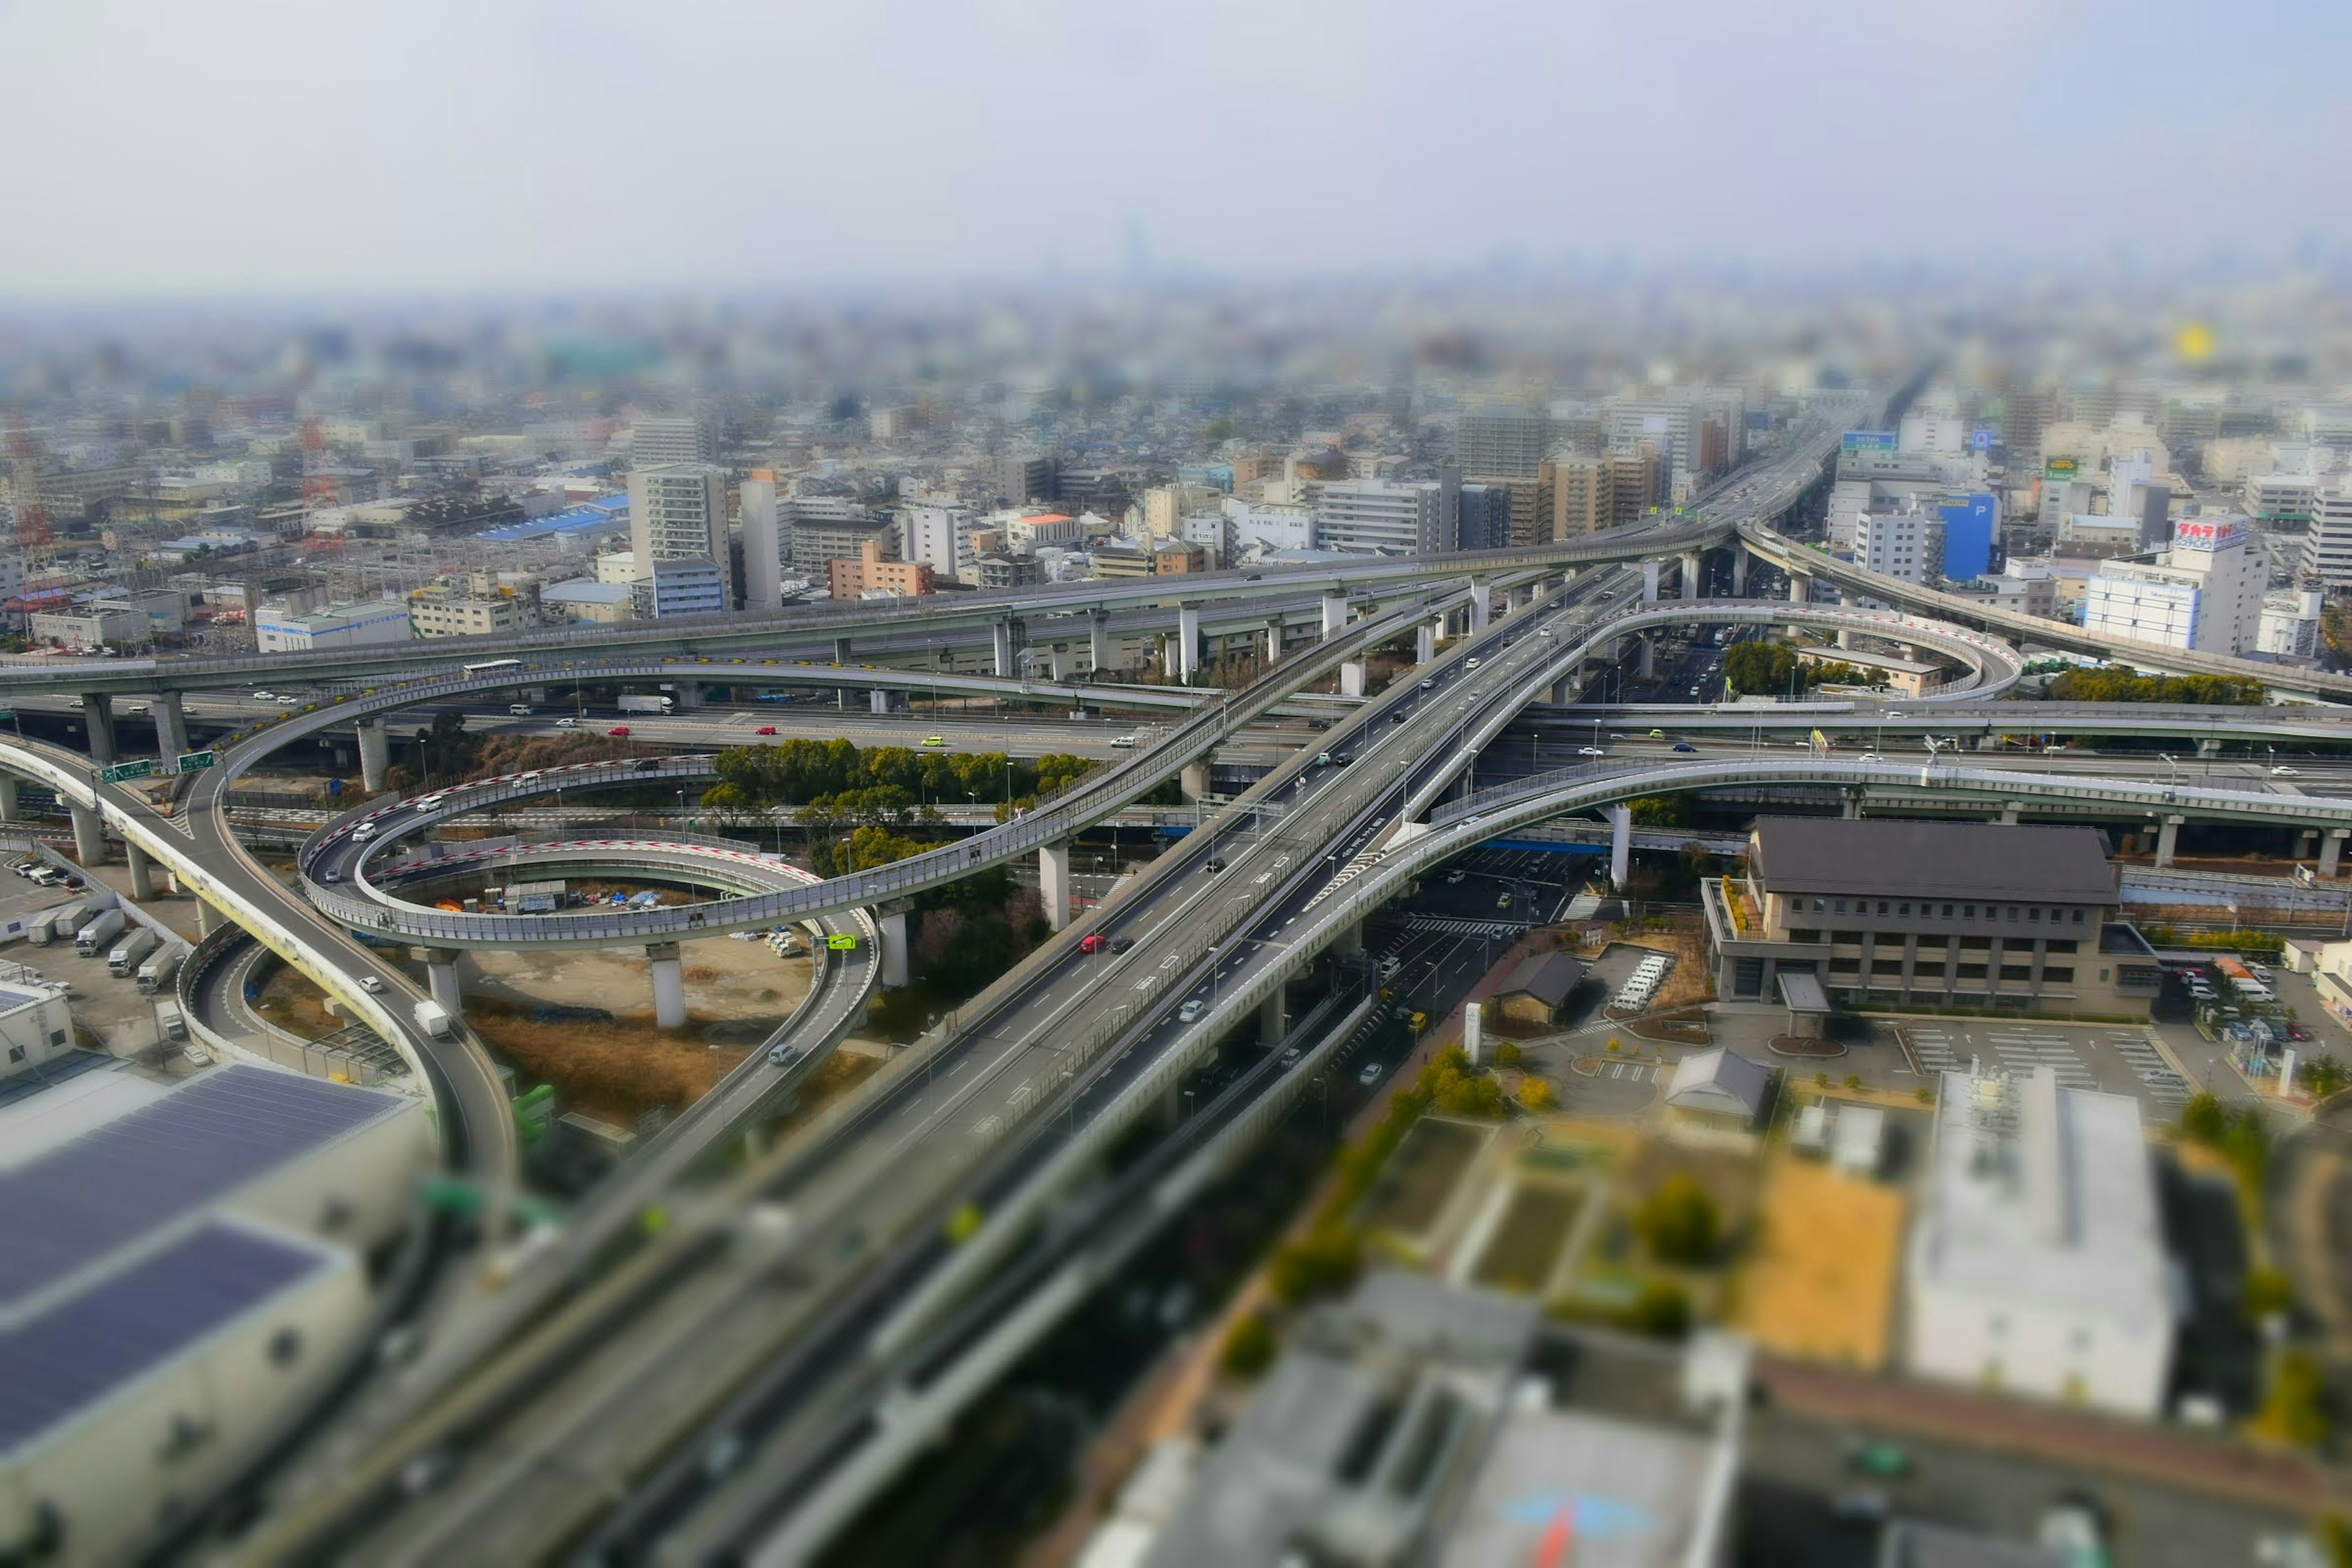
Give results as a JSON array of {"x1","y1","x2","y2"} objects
[{"x1": 1539, "y1": 699, "x2": 2352, "y2": 748}]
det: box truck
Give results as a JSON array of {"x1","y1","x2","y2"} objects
[
  {"x1": 107, "y1": 925, "x2": 160, "y2": 978},
  {"x1": 617, "y1": 694, "x2": 674, "y2": 715},
  {"x1": 137, "y1": 944, "x2": 185, "y2": 994},
  {"x1": 413, "y1": 1000, "x2": 457, "y2": 1039},
  {"x1": 76, "y1": 907, "x2": 127, "y2": 956}
]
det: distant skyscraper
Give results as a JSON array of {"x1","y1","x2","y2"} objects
[
  {"x1": 631, "y1": 415, "x2": 713, "y2": 467},
  {"x1": 739, "y1": 470, "x2": 783, "y2": 609},
  {"x1": 627, "y1": 464, "x2": 730, "y2": 614},
  {"x1": 1456, "y1": 405, "x2": 1550, "y2": 478}
]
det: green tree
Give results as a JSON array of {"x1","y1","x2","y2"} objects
[
  {"x1": 1621, "y1": 1280, "x2": 1692, "y2": 1339},
  {"x1": 1219, "y1": 1313, "x2": 1279, "y2": 1380},
  {"x1": 2256, "y1": 1350, "x2": 2332, "y2": 1447},
  {"x1": 1635, "y1": 1176, "x2": 1721, "y2": 1266},
  {"x1": 1517, "y1": 1076, "x2": 1556, "y2": 1112},
  {"x1": 1493, "y1": 1041, "x2": 1523, "y2": 1068},
  {"x1": 1628, "y1": 795, "x2": 1692, "y2": 827},
  {"x1": 1268, "y1": 1226, "x2": 1362, "y2": 1306},
  {"x1": 2242, "y1": 1267, "x2": 2296, "y2": 1325}
]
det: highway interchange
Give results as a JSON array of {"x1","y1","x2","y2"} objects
[{"x1": 15, "y1": 392, "x2": 2352, "y2": 1562}]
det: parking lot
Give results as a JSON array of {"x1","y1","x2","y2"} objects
[{"x1": 1899, "y1": 1020, "x2": 2193, "y2": 1111}]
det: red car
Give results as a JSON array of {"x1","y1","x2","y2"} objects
[
  {"x1": 1079, "y1": 933, "x2": 1107, "y2": 953},
  {"x1": 608, "y1": 725, "x2": 630, "y2": 737},
  {"x1": 755, "y1": 725, "x2": 777, "y2": 736}
]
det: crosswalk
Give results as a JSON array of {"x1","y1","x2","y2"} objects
[{"x1": 1403, "y1": 915, "x2": 1526, "y2": 937}]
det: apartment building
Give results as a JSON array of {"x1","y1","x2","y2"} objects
[
  {"x1": 626, "y1": 463, "x2": 731, "y2": 606},
  {"x1": 1702, "y1": 818, "x2": 2157, "y2": 1019},
  {"x1": 826, "y1": 538, "x2": 934, "y2": 600},
  {"x1": 1544, "y1": 448, "x2": 1658, "y2": 537},
  {"x1": 2301, "y1": 487, "x2": 2352, "y2": 590},
  {"x1": 1455, "y1": 405, "x2": 1549, "y2": 478}
]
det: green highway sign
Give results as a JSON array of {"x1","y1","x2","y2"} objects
[
  {"x1": 176, "y1": 750, "x2": 218, "y2": 774},
  {"x1": 99, "y1": 760, "x2": 154, "y2": 784}
]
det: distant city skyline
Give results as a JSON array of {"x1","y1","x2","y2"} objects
[{"x1": 4, "y1": 0, "x2": 2351, "y2": 297}]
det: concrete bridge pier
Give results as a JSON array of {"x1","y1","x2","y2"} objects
[
  {"x1": 876, "y1": 906, "x2": 911, "y2": 989},
  {"x1": 1340, "y1": 660, "x2": 1367, "y2": 698},
  {"x1": 869, "y1": 690, "x2": 892, "y2": 715},
  {"x1": 125, "y1": 842, "x2": 154, "y2": 901},
  {"x1": 1550, "y1": 674, "x2": 1575, "y2": 704},
  {"x1": 1039, "y1": 842, "x2": 1072, "y2": 932},
  {"x1": 1180, "y1": 761, "x2": 1210, "y2": 804},
  {"x1": 646, "y1": 941, "x2": 686, "y2": 1029},
  {"x1": 1468, "y1": 580, "x2": 1491, "y2": 633},
  {"x1": 1788, "y1": 573, "x2": 1811, "y2": 603},
  {"x1": 1160, "y1": 634, "x2": 1181, "y2": 680},
  {"x1": 1681, "y1": 551, "x2": 1703, "y2": 600},
  {"x1": 671, "y1": 683, "x2": 702, "y2": 711},
  {"x1": 1416, "y1": 621, "x2": 1436, "y2": 665},
  {"x1": 197, "y1": 902, "x2": 224, "y2": 938},
  {"x1": 1732, "y1": 549, "x2": 1749, "y2": 595},
  {"x1": 1337, "y1": 918, "x2": 1365, "y2": 957},
  {"x1": 84, "y1": 695, "x2": 117, "y2": 765},
  {"x1": 835, "y1": 636, "x2": 857, "y2": 706},
  {"x1": 990, "y1": 622, "x2": 1016, "y2": 679},
  {"x1": 2324, "y1": 829, "x2": 2347, "y2": 878},
  {"x1": 1608, "y1": 803, "x2": 1632, "y2": 889},
  {"x1": 0, "y1": 775, "x2": 18, "y2": 823},
  {"x1": 1178, "y1": 604, "x2": 1202, "y2": 682},
  {"x1": 69, "y1": 802, "x2": 104, "y2": 866},
  {"x1": 2155, "y1": 815, "x2": 2184, "y2": 869},
  {"x1": 2197, "y1": 737, "x2": 2222, "y2": 757},
  {"x1": 1259, "y1": 990, "x2": 1287, "y2": 1047},
  {"x1": 357, "y1": 718, "x2": 390, "y2": 793},
  {"x1": 153, "y1": 692, "x2": 189, "y2": 763},
  {"x1": 1642, "y1": 560, "x2": 1660, "y2": 603},
  {"x1": 1321, "y1": 592, "x2": 1348, "y2": 639},
  {"x1": 1045, "y1": 643, "x2": 1071, "y2": 682},
  {"x1": 424, "y1": 948, "x2": 465, "y2": 1015},
  {"x1": 1090, "y1": 611, "x2": 1112, "y2": 673},
  {"x1": 1843, "y1": 791, "x2": 1865, "y2": 820},
  {"x1": 1637, "y1": 637, "x2": 1656, "y2": 679},
  {"x1": 1837, "y1": 627, "x2": 1854, "y2": 650},
  {"x1": 1998, "y1": 802, "x2": 2021, "y2": 825}
]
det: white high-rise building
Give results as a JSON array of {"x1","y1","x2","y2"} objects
[
  {"x1": 630, "y1": 416, "x2": 712, "y2": 467},
  {"x1": 2085, "y1": 515, "x2": 2265, "y2": 654},
  {"x1": 1314, "y1": 479, "x2": 1444, "y2": 555},
  {"x1": 738, "y1": 470, "x2": 783, "y2": 610},
  {"x1": 2301, "y1": 487, "x2": 2352, "y2": 590},
  {"x1": 1854, "y1": 509, "x2": 1940, "y2": 584},
  {"x1": 902, "y1": 503, "x2": 974, "y2": 584},
  {"x1": 627, "y1": 464, "x2": 730, "y2": 615}
]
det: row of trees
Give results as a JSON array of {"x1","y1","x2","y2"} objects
[
  {"x1": 1722, "y1": 642, "x2": 1872, "y2": 696},
  {"x1": 701, "y1": 737, "x2": 1099, "y2": 818},
  {"x1": 2046, "y1": 668, "x2": 2266, "y2": 705}
]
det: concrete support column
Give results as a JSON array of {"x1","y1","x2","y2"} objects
[
  {"x1": 1843, "y1": 791, "x2": 1864, "y2": 820},
  {"x1": 1550, "y1": 675, "x2": 1575, "y2": 704},
  {"x1": 1468, "y1": 580, "x2": 1491, "y2": 633},
  {"x1": 870, "y1": 690, "x2": 891, "y2": 715},
  {"x1": 1997, "y1": 802, "x2": 2021, "y2": 825},
  {"x1": 671, "y1": 682, "x2": 702, "y2": 711},
  {"x1": 1607, "y1": 803, "x2": 1632, "y2": 890},
  {"x1": 2323, "y1": 829, "x2": 2347, "y2": 878},
  {"x1": 1265, "y1": 620, "x2": 1284, "y2": 665},
  {"x1": 2155, "y1": 815, "x2": 2183, "y2": 869},
  {"x1": 126, "y1": 842, "x2": 154, "y2": 901},
  {"x1": 990, "y1": 622, "x2": 1015, "y2": 679},
  {"x1": 1637, "y1": 637, "x2": 1656, "y2": 679},
  {"x1": 1732, "y1": 549, "x2": 1749, "y2": 595},
  {"x1": 153, "y1": 692, "x2": 189, "y2": 763},
  {"x1": 1340, "y1": 660, "x2": 1366, "y2": 698},
  {"x1": 1321, "y1": 592, "x2": 1348, "y2": 639},
  {"x1": 1416, "y1": 621, "x2": 1436, "y2": 665},
  {"x1": 834, "y1": 636, "x2": 855, "y2": 665},
  {"x1": 1049, "y1": 644, "x2": 1073, "y2": 682},
  {"x1": 646, "y1": 941, "x2": 686, "y2": 1029},
  {"x1": 1180, "y1": 761, "x2": 1210, "y2": 803},
  {"x1": 69, "y1": 802, "x2": 104, "y2": 866},
  {"x1": 357, "y1": 719, "x2": 390, "y2": 793},
  {"x1": 1259, "y1": 990, "x2": 1287, "y2": 1047},
  {"x1": 85, "y1": 695, "x2": 116, "y2": 765},
  {"x1": 1642, "y1": 560, "x2": 1660, "y2": 603},
  {"x1": 1681, "y1": 551, "x2": 1703, "y2": 601},
  {"x1": 1837, "y1": 627, "x2": 1853, "y2": 649},
  {"x1": 0, "y1": 775, "x2": 18, "y2": 824},
  {"x1": 424, "y1": 948, "x2": 464, "y2": 1015},
  {"x1": 1789, "y1": 573, "x2": 1811, "y2": 603},
  {"x1": 197, "y1": 901, "x2": 224, "y2": 938},
  {"x1": 876, "y1": 910, "x2": 911, "y2": 989},
  {"x1": 1160, "y1": 634, "x2": 1180, "y2": 680},
  {"x1": 1038, "y1": 842, "x2": 1072, "y2": 932},
  {"x1": 1178, "y1": 603, "x2": 1202, "y2": 682},
  {"x1": 1338, "y1": 919, "x2": 1365, "y2": 956},
  {"x1": 1090, "y1": 611, "x2": 1112, "y2": 672}
]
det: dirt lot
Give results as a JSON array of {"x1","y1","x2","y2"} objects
[
  {"x1": 1733, "y1": 1152, "x2": 1906, "y2": 1370},
  {"x1": 1473, "y1": 1183, "x2": 1584, "y2": 1295},
  {"x1": 1360, "y1": 1117, "x2": 1488, "y2": 1238},
  {"x1": 1605, "y1": 926, "x2": 1714, "y2": 1009}
]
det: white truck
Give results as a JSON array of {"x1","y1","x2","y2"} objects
[
  {"x1": 29, "y1": 901, "x2": 83, "y2": 946},
  {"x1": 75, "y1": 907, "x2": 127, "y2": 957},
  {"x1": 137, "y1": 944, "x2": 186, "y2": 995},
  {"x1": 156, "y1": 1001, "x2": 189, "y2": 1042},
  {"x1": 413, "y1": 999, "x2": 457, "y2": 1039},
  {"x1": 617, "y1": 694, "x2": 675, "y2": 715},
  {"x1": 107, "y1": 925, "x2": 160, "y2": 978}
]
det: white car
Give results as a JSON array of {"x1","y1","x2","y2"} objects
[
  {"x1": 359, "y1": 976, "x2": 384, "y2": 993},
  {"x1": 1110, "y1": 734, "x2": 1138, "y2": 748},
  {"x1": 556, "y1": 717, "x2": 579, "y2": 728},
  {"x1": 2272, "y1": 765, "x2": 2299, "y2": 777},
  {"x1": 1178, "y1": 1000, "x2": 1204, "y2": 1023},
  {"x1": 1357, "y1": 1062, "x2": 1384, "y2": 1087},
  {"x1": 1578, "y1": 746, "x2": 1606, "y2": 756}
]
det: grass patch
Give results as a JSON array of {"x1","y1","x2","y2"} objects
[
  {"x1": 1360, "y1": 1118, "x2": 1484, "y2": 1237},
  {"x1": 1474, "y1": 1185, "x2": 1583, "y2": 1295},
  {"x1": 465, "y1": 995, "x2": 748, "y2": 1126}
]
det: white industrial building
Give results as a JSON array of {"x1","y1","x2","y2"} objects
[
  {"x1": 2082, "y1": 515, "x2": 2265, "y2": 655},
  {"x1": 2302, "y1": 487, "x2": 2352, "y2": 591},
  {"x1": 0, "y1": 973, "x2": 75, "y2": 1078},
  {"x1": 0, "y1": 1063, "x2": 429, "y2": 1566},
  {"x1": 2257, "y1": 586, "x2": 2324, "y2": 660},
  {"x1": 1853, "y1": 508, "x2": 1940, "y2": 584},
  {"x1": 1312, "y1": 479, "x2": 1441, "y2": 556},
  {"x1": 255, "y1": 599, "x2": 412, "y2": 653},
  {"x1": 900, "y1": 502, "x2": 974, "y2": 584},
  {"x1": 1906, "y1": 1066, "x2": 2173, "y2": 1419}
]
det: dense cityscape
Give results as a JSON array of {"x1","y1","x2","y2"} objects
[{"x1": 10, "y1": 6, "x2": 2352, "y2": 1568}]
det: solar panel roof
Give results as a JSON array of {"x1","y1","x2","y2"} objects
[
  {"x1": 0, "y1": 1221, "x2": 325, "y2": 1454},
  {"x1": 0, "y1": 1065, "x2": 397, "y2": 1310}
]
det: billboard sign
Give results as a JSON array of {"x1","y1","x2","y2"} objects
[
  {"x1": 2172, "y1": 518, "x2": 2247, "y2": 552},
  {"x1": 2045, "y1": 456, "x2": 2079, "y2": 481},
  {"x1": 1972, "y1": 429, "x2": 1995, "y2": 451},
  {"x1": 1841, "y1": 431, "x2": 1898, "y2": 454}
]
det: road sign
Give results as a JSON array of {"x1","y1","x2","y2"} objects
[
  {"x1": 175, "y1": 750, "x2": 217, "y2": 774},
  {"x1": 99, "y1": 760, "x2": 154, "y2": 784},
  {"x1": 826, "y1": 933, "x2": 859, "y2": 951}
]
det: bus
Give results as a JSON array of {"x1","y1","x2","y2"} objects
[{"x1": 463, "y1": 658, "x2": 524, "y2": 678}]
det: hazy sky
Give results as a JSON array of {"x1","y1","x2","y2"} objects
[{"x1": 3, "y1": 0, "x2": 2347, "y2": 296}]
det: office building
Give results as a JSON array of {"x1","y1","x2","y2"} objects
[
  {"x1": 1907, "y1": 1065, "x2": 2173, "y2": 1418},
  {"x1": 738, "y1": 471, "x2": 784, "y2": 609},
  {"x1": 1604, "y1": 394, "x2": 1698, "y2": 483},
  {"x1": 1314, "y1": 479, "x2": 1439, "y2": 555},
  {"x1": 628, "y1": 557, "x2": 728, "y2": 619},
  {"x1": 1958, "y1": 565, "x2": 2057, "y2": 620},
  {"x1": 826, "y1": 539, "x2": 933, "y2": 600},
  {"x1": 2257, "y1": 586, "x2": 2324, "y2": 659},
  {"x1": 2086, "y1": 516, "x2": 2264, "y2": 654},
  {"x1": 1855, "y1": 508, "x2": 1940, "y2": 584},
  {"x1": 997, "y1": 449, "x2": 1059, "y2": 505},
  {"x1": 0, "y1": 1065, "x2": 428, "y2": 1566},
  {"x1": 973, "y1": 552, "x2": 1042, "y2": 590},
  {"x1": 629, "y1": 415, "x2": 712, "y2": 467},
  {"x1": 2247, "y1": 473, "x2": 2320, "y2": 528},
  {"x1": 789, "y1": 510, "x2": 895, "y2": 575},
  {"x1": 1702, "y1": 817, "x2": 2158, "y2": 1019},
  {"x1": 626, "y1": 464, "x2": 731, "y2": 608},
  {"x1": 28, "y1": 606, "x2": 151, "y2": 652},
  {"x1": 1936, "y1": 492, "x2": 1999, "y2": 580},
  {"x1": 1455, "y1": 404, "x2": 1550, "y2": 478},
  {"x1": 2300, "y1": 487, "x2": 2352, "y2": 590},
  {"x1": 255, "y1": 600, "x2": 411, "y2": 653},
  {"x1": 407, "y1": 580, "x2": 537, "y2": 638},
  {"x1": 900, "y1": 502, "x2": 973, "y2": 584},
  {"x1": 540, "y1": 579, "x2": 636, "y2": 625},
  {"x1": 1223, "y1": 500, "x2": 1314, "y2": 556},
  {"x1": 1456, "y1": 480, "x2": 1510, "y2": 552}
]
